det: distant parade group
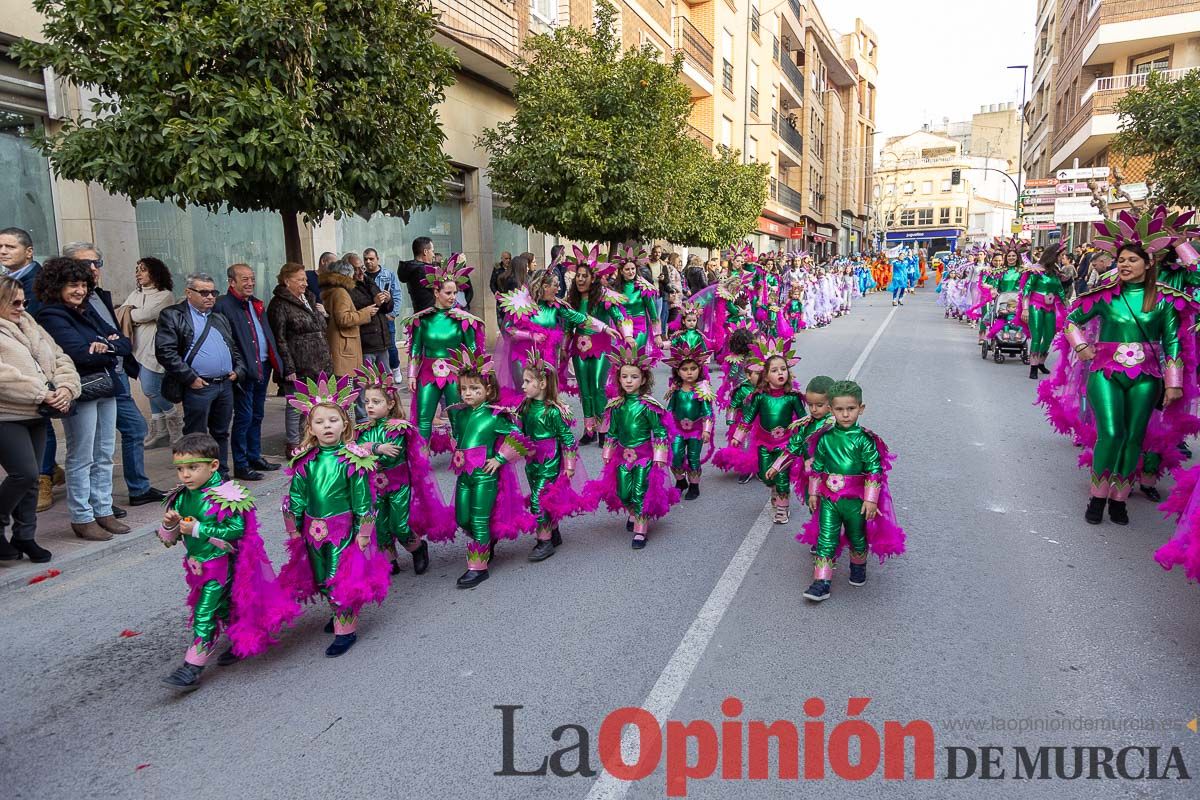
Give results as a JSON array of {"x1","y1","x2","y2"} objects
[{"x1": 156, "y1": 207, "x2": 1200, "y2": 691}]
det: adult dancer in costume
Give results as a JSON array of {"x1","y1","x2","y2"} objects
[
  {"x1": 1019, "y1": 244, "x2": 1068, "y2": 379},
  {"x1": 405, "y1": 255, "x2": 485, "y2": 449},
  {"x1": 565, "y1": 259, "x2": 634, "y2": 445},
  {"x1": 614, "y1": 247, "x2": 667, "y2": 358}
]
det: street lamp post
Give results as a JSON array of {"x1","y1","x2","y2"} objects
[{"x1": 1008, "y1": 64, "x2": 1029, "y2": 229}]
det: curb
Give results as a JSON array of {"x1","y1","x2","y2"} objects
[{"x1": 0, "y1": 472, "x2": 293, "y2": 594}]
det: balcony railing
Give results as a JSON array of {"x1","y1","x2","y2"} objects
[
  {"x1": 722, "y1": 60, "x2": 734, "y2": 93},
  {"x1": 673, "y1": 16, "x2": 714, "y2": 80},
  {"x1": 1055, "y1": 67, "x2": 1198, "y2": 156},
  {"x1": 780, "y1": 56, "x2": 805, "y2": 98},
  {"x1": 687, "y1": 124, "x2": 714, "y2": 150},
  {"x1": 777, "y1": 180, "x2": 804, "y2": 212},
  {"x1": 1080, "y1": 66, "x2": 1194, "y2": 104},
  {"x1": 776, "y1": 118, "x2": 804, "y2": 156}
]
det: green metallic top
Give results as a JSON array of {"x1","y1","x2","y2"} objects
[
  {"x1": 577, "y1": 294, "x2": 628, "y2": 328},
  {"x1": 288, "y1": 444, "x2": 374, "y2": 521},
  {"x1": 784, "y1": 413, "x2": 830, "y2": 458},
  {"x1": 519, "y1": 399, "x2": 576, "y2": 449},
  {"x1": 810, "y1": 421, "x2": 883, "y2": 477},
  {"x1": 510, "y1": 301, "x2": 597, "y2": 335},
  {"x1": 168, "y1": 472, "x2": 247, "y2": 562},
  {"x1": 409, "y1": 307, "x2": 480, "y2": 359},
  {"x1": 741, "y1": 389, "x2": 807, "y2": 431},
  {"x1": 665, "y1": 385, "x2": 713, "y2": 423},
  {"x1": 1021, "y1": 269, "x2": 1066, "y2": 300},
  {"x1": 1160, "y1": 265, "x2": 1200, "y2": 295},
  {"x1": 606, "y1": 395, "x2": 668, "y2": 446},
  {"x1": 1066, "y1": 282, "x2": 1183, "y2": 358},
  {"x1": 730, "y1": 381, "x2": 755, "y2": 414},
  {"x1": 997, "y1": 267, "x2": 1023, "y2": 293},
  {"x1": 356, "y1": 418, "x2": 409, "y2": 470},
  {"x1": 618, "y1": 278, "x2": 660, "y2": 325},
  {"x1": 671, "y1": 328, "x2": 710, "y2": 353},
  {"x1": 448, "y1": 403, "x2": 521, "y2": 463}
]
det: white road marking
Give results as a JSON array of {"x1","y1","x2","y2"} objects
[{"x1": 583, "y1": 301, "x2": 900, "y2": 800}]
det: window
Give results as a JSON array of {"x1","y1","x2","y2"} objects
[
  {"x1": 955, "y1": 207, "x2": 964, "y2": 225},
  {"x1": 941, "y1": 179, "x2": 951, "y2": 192},
  {"x1": 748, "y1": 136, "x2": 758, "y2": 162},
  {"x1": 721, "y1": 116, "x2": 733, "y2": 148},
  {"x1": 900, "y1": 210, "x2": 915, "y2": 226},
  {"x1": 0, "y1": 111, "x2": 58, "y2": 258},
  {"x1": 1133, "y1": 53, "x2": 1170, "y2": 76},
  {"x1": 921, "y1": 181, "x2": 933, "y2": 194},
  {"x1": 721, "y1": 29, "x2": 735, "y2": 93},
  {"x1": 640, "y1": 32, "x2": 666, "y2": 62},
  {"x1": 903, "y1": 182, "x2": 915, "y2": 194},
  {"x1": 751, "y1": 1, "x2": 761, "y2": 37},
  {"x1": 917, "y1": 209, "x2": 933, "y2": 226},
  {"x1": 886, "y1": 183, "x2": 896, "y2": 195},
  {"x1": 530, "y1": 0, "x2": 556, "y2": 25},
  {"x1": 939, "y1": 207, "x2": 950, "y2": 225}
]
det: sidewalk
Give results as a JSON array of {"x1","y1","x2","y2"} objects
[{"x1": 0, "y1": 395, "x2": 294, "y2": 591}]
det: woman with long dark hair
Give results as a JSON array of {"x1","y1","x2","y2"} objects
[
  {"x1": 565, "y1": 261, "x2": 633, "y2": 444},
  {"x1": 1019, "y1": 244, "x2": 1067, "y2": 379}
]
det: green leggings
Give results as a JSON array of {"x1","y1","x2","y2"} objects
[
  {"x1": 415, "y1": 380, "x2": 461, "y2": 440},
  {"x1": 376, "y1": 486, "x2": 413, "y2": 550},
  {"x1": 191, "y1": 578, "x2": 230, "y2": 647},
  {"x1": 757, "y1": 447, "x2": 790, "y2": 495},
  {"x1": 574, "y1": 356, "x2": 610, "y2": 422},
  {"x1": 815, "y1": 496, "x2": 868, "y2": 561},
  {"x1": 672, "y1": 436, "x2": 703, "y2": 474},
  {"x1": 525, "y1": 455, "x2": 562, "y2": 526},
  {"x1": 616, "y1": 463, "x2": 650, "y2": 513},
  {"x1": 455, "y1": 471, "x2": 498, "y2": 546},
  {"x1": 1027, "y1": 305, "x2": 1057, "y2": 357},
  {"x1": 1087, "y1": 371, "x2": 1160, "y2": 483}
]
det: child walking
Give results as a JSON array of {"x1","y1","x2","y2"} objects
[{"x1": 664, "y1": 342, "x2": 715, "y2": 500}]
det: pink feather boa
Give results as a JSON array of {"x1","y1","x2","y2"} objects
[
  {"x1": 537, "y1": 459, "x2": 599, "y2": 525},
  {"x1": 403, "y1": 427, "x2": 458, "y2": 542},
  {"x1": 225, "y1": 511, "x2": 303, "y2": 658},
  {"x1": 584, "y1": 458, "x2": 681, "y2": 520},
  {"x1": 489, "y1": 465, "x2": 538, "y2": 539},
  {"x1": 1155, "y1": 464, "x2": 1200, "y2": 582}
]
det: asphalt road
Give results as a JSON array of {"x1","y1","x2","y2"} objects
[{"x1": 4, "y1": 290, "x2": 1199, "y2": 799}]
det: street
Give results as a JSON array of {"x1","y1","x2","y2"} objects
[{"x1": 3, "y1": 289, "x2": 1198, "y2": 799}]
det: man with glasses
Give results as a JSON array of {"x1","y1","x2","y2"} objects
[
  {"x1": 363, "y1": 247, "x2": 402, "y2": 378},
  {"x1": 62, "y1": 242, "x2": 165, "y2": 510},
  {"x1": 155, "y1": 273, "x2": 246, "y2": 477}
]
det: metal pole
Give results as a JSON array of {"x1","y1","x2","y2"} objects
[{"x1": 1008, "y1": 65, "x2": 1029, "y2": 229}]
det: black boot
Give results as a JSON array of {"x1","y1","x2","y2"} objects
[
  {"x1": 1108, "y1": 500, "x2": 1129, "y2": 525},
  {"x1": 1140, "y1": 484, "x2": 1162, "y2": 502},
  {"x1": 325, "y1": 633, "x2": 357, "y2": 657},
  {"x1": 389, "y1": 559, "x2": 401, "y2": 576},
  {"x1": 323, "y1": 616, "x2": 335, "y2": 634},
  {"x1": 631, "y1": 535, "x2": 647, "y2": 550},
  {"x1": 849, "y1": 563, "x2": 867, "y2": 586},
  {"x1": 411, "y1": 540, "x2": 429, "y2": 575},
  {"x1": 216, "y1": 647, "x2": 240, "y2": 667},
  {"x1": 456, "y1": 569, "x2": 489, "y2": 588},
  {"x1": 0, "y1": 536, "x2": 20, "y2": 562},
  {"x1": 1038, "y1": 364, "x2": 1051, "y2": 375},
  {"x1": 550, "y1": 527, "x2": 562, "y2": 547},
  {"x1": 579, "y1": 431, "x2": 596, "y2": 446},
  {"x1": 528, "y1": 540, "x2": 556, "y2": 562},
  {"x1": 803, "y1": 579, "x2": 831, "y2": 602},
  {"x1": 1029, "y1": 365, "x2": 1039, "y2": 380},
  {"x1": 1085, "y1": 497, "x2": 1106, "y2": 525},
  {"x1": 686, "y1": 483, "x2": 700, "y2": 500},
  {"x1": 162, "y1": 663, "x2": 204, "y2": 690},
  {"x1": 675, "y1": 477, "x2": 688, "y2": 492}
]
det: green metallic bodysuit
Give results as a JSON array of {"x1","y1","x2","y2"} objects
[
  {"x1": 739, "y1": 388, "x2": 807, "y2": 497},
  {"x1": 448, "y1": 403, "x2": 523, "y2": 569},
  {"x1": 356, "y1": 418, "x2": 415, "y2": 552},
  {"x1": 666, "y1": 384, "x2": 714, "y2": 477},
  {"x1": 571, "y1": 293, "x2": 630, "y2": 430},
  {"x1": 602, "y1": 394, "x2": 669, "y2": 530},
  {"x1": 1063, "y1": 281, "x2": 1187, "y2": 500},
  {"x1": 520, "y1": 400, "x2": 577, "y2": 532},
  {"x1": 997, "y1": 266, "x2": 1023, "y2": 293},
  {"x1": 618, "y1": 278, "x2": 660, "y2": 350},
  {"x1": 670, "y1": 328, "x2": 709, "y2": 354},
  {"x1": 808, "y1": 421, "x2": 883, "y2": 575},
  {"x1": 407, "y1": 306, "x2": 482, "y2": 439},
  {"x1": 1021, "y1": 268, "x2": 1067, "y2": 359},
  {"x1": 769, "y1": 412, "x2": 831, "y2": 502}
]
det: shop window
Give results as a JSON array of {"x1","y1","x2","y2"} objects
[{"x1": 0, "y1": 111, "x2": 58, "y2": 258}]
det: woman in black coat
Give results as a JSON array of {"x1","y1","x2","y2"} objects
[{"x1": 267, "y1": 262, "x2": 334, "y2": 452}]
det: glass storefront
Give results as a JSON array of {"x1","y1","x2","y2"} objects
[
  {"x1": 0, "y1": 110, "x2": 58, "y2": 258},
  {"x1": 492, "y1": 207, "x2": 529, "y2": 265},
  {"x1": 134, "y1": 200, "x2": 286, "y2": 295}
]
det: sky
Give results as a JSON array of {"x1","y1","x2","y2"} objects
[{"x1": 828, "y1": 0, "x2": 1037, "y2": 155}]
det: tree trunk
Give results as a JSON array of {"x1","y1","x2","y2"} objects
[{"x1": 282, "y1": 210, "x2": 304, "y2": 265}]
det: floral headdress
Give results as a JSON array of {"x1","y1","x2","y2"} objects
[
  {"x1": 664, "y1": 341, "x2": 711, "y2": 370},
  {"x1": 288, "y1": 373, "x2": 359, "y2": 416},
  {"x1": 610, "y1": 244, "x2": 649, "y2": 268},
  {"x1": 353, "y1": 361, "x2": 399, "y2": 400},
  {"x1": 746, "y1": 337, "x2": 800, "y2": 374},
  {"x1": 445, "y1": 346, "x2": 493, "y2": 378},
  {"x1": 565, "y1": 244, "x2": 601, "y2": 271},
  {"x1": 992, "y1": 236, "x2": 1028, "y2": 256},
  {"x1": 593, "y1": 261, "x2": 619, "y2": 281},
  {"x1": 422, "y1": 253, "x2": 474, "y2": 290},
  {"x1": 498, "y1": 285, "x2": 538, "y2": 319},
  {"x1": 726, "y1": 243, "x2": 757, "y2": 263},
  {"x1": 524, "y1": 348, "x2": 553, "y2": 378},
  {"x1": 605, "y1": 344, "x2": 654, "y2": 373},
  {"x1": 1092, "y1": 206, "x2": 1198, "y2": 263}
]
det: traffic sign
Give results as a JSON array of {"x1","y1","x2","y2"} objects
[
  {"x1": 1021, "y1": 213, "x2": 1055, "y2": 223},
  {"x1": 1025, "y1": 178, "x2": 1059, "y2": 188},
  {"x1": 1055, "y1": 166, "x2": 1110, "y2": 181},
  {"x1": 1056, "y1": 182, "x2": 1106, "y2": 194},
  {"x1": 1054, "y1": 196, "x2": 1103, "y2": 223},
  {"x1": 1022, "y1": 223, "x2": 1059, "y2": 231}
]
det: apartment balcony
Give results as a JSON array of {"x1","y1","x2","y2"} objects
[
  {"x1": 779, "y1": 55, "x2": 805, "y2": 104},
  {"x1": 1082, "y1": 0, "x2": 1200, "y2": 68},
  {"x1": 776, "y1": 180, "x2": 804, "y2": 213},
  {"x1": 687, "y1": 125, "x2": 714, "y2": 151},
  {"x1": 674, "y1": 16, "x2": 715, "y2": 98},
  {"x1": 1052, "y1": 66, "x2": 1195, "y2": 169},
  {"x1": 773, "y1": 114, "x2": 804, "y2": 166}
]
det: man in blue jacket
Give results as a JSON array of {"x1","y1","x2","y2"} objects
[{"x1": 215, "y1": 263, "x2": 281, "y2": 481}]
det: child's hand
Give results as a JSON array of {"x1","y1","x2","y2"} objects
[
  {"x1": 179, "y1": 517, "x2": 196, "y2": 537},
  {"x1": 862, "y1": 500, "x2": 879, "y2": 520},
  {"x1": 765, "y1": 467, "x2": 778, "y2": 481},
  {"x1": 376, "y1": 443, "x2": 401, "y2": 458},
  {"x1": 357, "y1": 532, "x2": 371, "y2": 551},
  {"x1": 482, "y1": 457, "x2": 501, "y2": 475},
  {"x1": 808, "y1": 495, "x2": 819, "y2": 513},
  {"x1": 162, "y1": 509, "x2": 181, "y2": 529}
]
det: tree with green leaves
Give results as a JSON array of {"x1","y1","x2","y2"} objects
[
  {"x1": 1113, "y1": 69, "x2": 1200, "y2": 210},
  {"x1": 15, "y1": 0, "x2": 458, "y2": 262},
  {"x1": 481, "y1": 0, "x2": 763, "y2": 250},
  {"x1": 666, "y1": 143, "x2": 769, "y2": 249}
]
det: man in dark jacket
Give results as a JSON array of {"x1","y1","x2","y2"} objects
[
  {"x1": 215, "y1": 263, "x2": 281, "y2": 480},
  {"x1": 156, "y1": 273, "x2": 247, "y2": 477},
  {"x1": 395, "y1": 236, "x2": 437, "y2": 314}
]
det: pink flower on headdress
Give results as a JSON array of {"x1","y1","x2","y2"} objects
[
  {"x1": 1113, "y1": 342, "x2": 1146, "y2": 367},
  {"x1": 622, "y1": 448, "x2": 639, "y2": 465},
  {"x1": 186, "y1": 557, "x2": 203, "y2": 576},
  {"x1": 452, "y1": 450, "x2": 466, "y2": 470},
  {"x1": 432, "y1": 359, "x2": 451, "y2": 378},
  {"x1": 309, "y1": 518, "x2": 329, "y2": 542},
  {"x1": 577, "y1": 335, "x2": 593, "y2": 354},
  {"x1": 826, "y1": 474, "x2": 846, "y2": 493}
]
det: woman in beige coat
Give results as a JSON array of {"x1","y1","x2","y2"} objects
[
  {"x1": 119, "y1": 257, "x2": 177, "y2": 446},
  {"x1": 0, "y1": 275, "x2": 80, "y2": 563},
  {"x1": 317, "y1": 259, "x2": 379, "y2": 377}
]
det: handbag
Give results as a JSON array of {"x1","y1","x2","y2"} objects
[
  {"x1": 162, "y1": 314, "x2": 215, "y2": 404},
  {"x1": 77, "y1": 369, "x2": 118, "y2": 403},
  {"x1": 36, "y1": 381, "x2": 76, "y2": 419}
]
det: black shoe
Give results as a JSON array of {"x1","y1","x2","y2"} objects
[
  {"x1": 1140, "y1": 484, "x2": 1162, "y2": 502},
  {"x1": 737, "y1": 473, "x2": 754, "y2": 484},
  {"x1": 390, "y1": 559, "x2": 401, "y2": 576},
  {"x1": 216, "y1": 647, "x2": 240, "y2": 667},
  {"x1": 128, "y1": 488, "x2": 166, "y2": 506},
  {"x1": 626, "y1": 519, "x2": 634, "y2": 532},
  {"x1": 631, "y1": 536, "x2": 647, "y2": 550},
  {"x1": 528, "y1": 540, "x2": 556, "y2": 562},
  {"x1": 1108, "y1": 500, "x2": 1129, "y2": 526},
  {"x1": 579, "y1": 431, "x2": 596, "y2": 446},
  {"x1": 1029, "y1": 365, "x2": 1039, "y2": 380},
  {"x1": 1038, "y1": 364, "x2": 1051, "y2": 375},
  {"x1": 323, "y1": 617, "x2": 335, "y2": 634},
  {"x1": 849, "y1": 563, "x2": 867, "y2": 586},
  {"x1": 112, "y1": 505, "x2": 127, "y2": 519},
  {"x1": 0, "y1": 536, "x2": 20, "y2": 561},
  {"x1": 1085, "y1": 497, "x2": 1106, "y2": 525},
  {"x1": 11, "y1": 537, "x2": 51, "y2": 563},
  {"x1": 675, "y1": 477, "x2": 688, "y2": 492},
  {"x1": 809, "y1": 544, "x2": 817, "y2": 555},
  {"x1": 550, "y1": 527, "x2": 562, "y2": 547},
  {"x1": 411, "y1": 540, "x2": 429, "y2": 575},
  {"x1": 162, "y1": 663, "x2": 204, "y2": 690},
  {"x1": 325, "y1": 633, "x2": 357, "y2": 657},
  {"x1": 686, "y1": 483, "x2": 700, "y2": 500},
  {"x1": 234, "y1": 468, "x2": 264, "y2": 481},
  {"x1": 250, "y1": 458, "x2": 281, "y2": 471},
  {"x1": 803, "y1": 579, "x2": 832, "y2": 602},
  {"x1": 456, "y1": 569, "x2": 489, "y2": 588}
]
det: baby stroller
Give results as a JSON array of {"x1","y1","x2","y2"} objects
[{"x1": 980, "y1": 292, "x2": 1029, "y2": 365}]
